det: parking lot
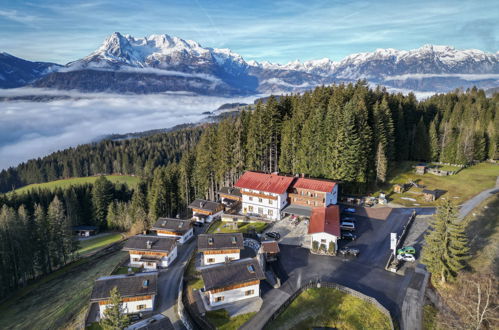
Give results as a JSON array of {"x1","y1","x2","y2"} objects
[{"x1": 262, "y1": 216, "x2": 310, "y2": 246}]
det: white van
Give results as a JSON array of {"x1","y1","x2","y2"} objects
[{"x1": 340, "y1": 221, "x2": 356, "y2": 231}]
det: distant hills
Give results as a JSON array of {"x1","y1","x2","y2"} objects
[{"x1": 1, "y1": 32, "x2": 498, "y2": 95}]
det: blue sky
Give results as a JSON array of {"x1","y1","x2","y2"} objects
[{"x1": 0, "y1": 0, "x2": 497, "y2": 64}]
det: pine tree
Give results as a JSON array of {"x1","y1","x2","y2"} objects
[
  {"x1": 422, "y1": 200, "x2": 470, "y2": 284},
  {"x1": 429, "y1": 119, "x2": 440, "y2": 161},
  {"x1": 99, "y1": 286, "x2": 130, "y2": 330},
  {"x1": 375, "y1": 142, "x2": 388, "y2": 184},
  {"x1": 92, "y1": 176, "x2": 114, "y2": 228}
]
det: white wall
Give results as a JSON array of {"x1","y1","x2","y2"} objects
[
  {"x1": 208, "y1": 283, "x2": 260, "y2": 306},
  {"x1": 241, "y1": 189, "x2": 287, "y2": 220},
  {"x1": 310, "y1": 232, "x2": 338, "y2": 251},
  {"x1": 158, "y1": 228, "x2": 193, "y2": 244},
  {"x1": 193, "y1": 210, "x2": 223, "y2": 223},
  {"x1": 203, "y1": 251, "x2": 240, "y2": 265},
  {"x1": 99, "y1": 296, "x2": 155, "y2": 317},
  {"x1": 128, "y1": 246, "x2": 177, "y2": 269}
]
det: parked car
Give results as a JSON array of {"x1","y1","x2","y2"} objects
[
  {"x1": 397, "y1": 246, "x2": 416, "y2": 255},
  {"x1": 339, "y1": 248, "x2": 360, "y2": 257},
  {"x1": 397, "y1": 253, "x2": 416, "y2": 262},
  {"x1": 340, "y1": 221, "x2": 356, "y2": 231},
  {"x1": 341, "y1": 232, "x2": 357, "y2": 241},
  {"x1": 193, "y1": 222, "x2": 204, "y2": 227},
  {"x1": 342, "y1": 216, "x2": 356, "y2": 222},
  {"x1": 344, "y1": 208, "x2": 356, "y2": 213},
  {"x1": 265, "y1": 232, "x2": 281, "y2": 240}
]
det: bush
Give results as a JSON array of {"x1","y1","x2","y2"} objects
[
  {"x1": 312, "y1": 241, "x2": 319, "y2": 251},
  {"x1": 328, "y1": 241, "x2": 336, "y2": 255}
]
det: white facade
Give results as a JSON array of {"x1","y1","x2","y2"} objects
[
  {"x1": 203, "y1": 251, "x2": 240, "y2": 266},
  {"x1": 310, "y1": 232, "x2": 338, "y2": 251},
  {"x1": 157, "y1": 228, "x2": 193, "y2": 244},
  {"x1": 99, "y1": 296, "x2": 155, "y2": 318},
  {"x1": 241, "y1": 189, "x2": 288, "y2": 221},
  {"x1": 193, "y1": 210, "x2": 223, "y2": 223},
  {"x1": 129, "y1": 246, "x2": 178, "y2": 270},
  {"x1": 325, "y1": 185, "x2": 339, "y2": 206},
  {"x1": 207, "y1": 282, "x2": 260, "y2": 307}
]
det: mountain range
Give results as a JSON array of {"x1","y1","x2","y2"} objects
[{"x1": 1, "y1": 32, "x2": 498, "y2": 96}]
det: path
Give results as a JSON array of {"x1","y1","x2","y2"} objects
[{"x1": 459, "y1": 182, "x2": 499, "y2": 219}]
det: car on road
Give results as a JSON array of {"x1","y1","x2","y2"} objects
[
  {"x1": 339, "y1": 248, "x2": 360, "y2": 257},
  {"x1": 340, "y1": 221, "x2": 356, "y2": 231},
  {"x1": 397, "y1": 253, "x2": 416, "y2": 262},
  {"x1": 344, "y1": 208, "x2": 356, "y2": 213},
  {"x1": 341, "y1": 232, "x2": 357, "y2": 241},
  {"x1": 265, "y1": 232, "x2": 281, "y2": 240},
  {"x1": 397, "y1": 246, "x2": 416, "y2": 255}
]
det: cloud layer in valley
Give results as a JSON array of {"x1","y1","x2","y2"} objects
[{"x1": 0, "y1": 88, "x2": 257, "y2": 170}]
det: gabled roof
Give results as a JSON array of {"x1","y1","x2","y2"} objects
[
  {"x1": 197, "y1": 233, "x2": 244, "y2": 251},
  {"x1": 260, "y1": 240, "x2": 280, "y2": 254},
  {"x1": 123, "y1": 235, "x2": 177, "y2": 253},
  {"x1": 218, "y1": 187, "x2": 242, "y2": 198},
  {"x1": 151, "y1": 218, "x2": 192, "y2": 234},
  {"x1": 422, "y1": 189, "x2": 437, "y2": 195},
  {"x1": 235, "y1": 171, "x2": 294, "y2": 194},
  {"x1": 188, "y1": 199, "x2": 223, "y2": 212},
  {"x1": 292, "y1": 177, "x2": 336, "y2": 193},
  {"x1": 90, "y1": 272, "x2": 158, "y2": 301},
  {"x1": 201, "y1": 258, "x2": 266, "y2": 291},
  {"x1": 308, "y1": 205, "x2": 340, "y2": 237}
]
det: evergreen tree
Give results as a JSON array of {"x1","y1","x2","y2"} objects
[
  {"x1": 429, "y1": 119, "x2": 440, "y2": 161},
  {"x1": 375, "y1": 142, "x2": 388, "y2": 184},
  {"x1": 99, "y1": 286, "x2": 130, "y2": 330},
  {"x1": 92, "y1": 176, "x2": 114, "y2": 228}
]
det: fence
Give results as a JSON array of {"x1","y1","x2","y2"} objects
[{"x1": 264, "y1": 279, "x2": 395, "y2": 330}]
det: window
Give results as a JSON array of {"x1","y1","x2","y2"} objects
[
  {"x1": 248, "y1": 206, "x2": 254, "y2": 212},
  {"x1": 268, "y1": 200, "x2": 272, "y2": 205},
  {"x1": 146, "y1": 262, "x2": 154, "y2": 267},
  {"x1": 207, "y1": 258, "x2": 215, "y2": 263},
  {"x1": 132, "y1": 258, "x2": 140, "y2": 262},
  {"x1": 258, "y1": 207, "x2": 263, "y2": 214},
  {"x1": 268, "y1": 210, "x2": 273, "y2": 216},
  {"x1": 247, "y1": 265, "x2": 255, "y2": 273},
  {"x1": 321, "y1": 239, "x2": 326, "y2": 243},
  {"x1": 259, "y1": 198, "x2": 263, "y2": 203},
  {"x1": 245, "y1": 289, "x2": 255, "y2": 296},
  {"x1": 137, "y1": 304, "x2": 147, "y2": 310},
  {"x1": 215, "y1": 296, "x2": 224, "y2": 302},
  {"x1": 249, "y1": 196, "x2": 253, "y2": 201}
]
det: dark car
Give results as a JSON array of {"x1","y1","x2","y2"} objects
[
  {"x1": 265, "y1": 232, "x2": 281, "y2": 240},
  {"x1": 338, "y1": 248, "x2": 360, "y2": 257},
  {"x1": 342, "y1": 216, "x2": 356, "y2": 223},
  {"x1": 193, "y1": 222, "x2": 204, "y2": 227},
  {"x1": 341, "y1": 232, "x2": 357, "y2": 241}
]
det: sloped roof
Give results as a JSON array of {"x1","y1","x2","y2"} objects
[
  {"x1": 188, "y1": 199, "x2": 222, "y2": 212},
  {"x1": 197, "y1": 233, "x2": 244, "y2": 251},
  {"x1": 123, "y1": 235, "x2": 177, "y2": 253},
  {"x1": 201, "y1": 258, "x2": 265, "y2": 291},
  {"x1": 90, "y1": 272, "x2": 158, "y2": 301},
  {"x1": 218, "y1": 186, "x2": 242, "y2": 198},
  {"x1": 308, "y1": 205, "x2": 340, "y2": 237},
  {"x1": 235, "y1": 171, "x2": 294, "y2": 194},
  {"x1": 292, "y1": 177, "x2": 336, "y2": 193},
  {"x1": 260, "y1": 240, "x2": 280, "y2": 254},
  {"x1": 151, "y1": 218, "x2": 192, "y2": 234}
]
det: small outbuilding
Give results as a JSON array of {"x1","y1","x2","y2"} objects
[
  {"x1": 393, "y1": 184, "x2": 405, "y2": 193},
  {"x1": 73, "y1": 225, "x2": 98, "y2": 237},
  {"x1": 259, "y1": 240, "x2": 280, "y2": 262},
  {"x1": 422, "y1": 189, "x2": 438, "y2": 202},
  {"x1": 415, "y1": 165, "x2": 427, "y2": 175}
]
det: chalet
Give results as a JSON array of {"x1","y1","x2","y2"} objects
[
  {"x1": 197, "y1": 233, "x2": 244, "y2": 266},
  {"x1": 218, "y1": 187, "x2": 242, "y2": 207},
  {"x1": 289, "y1": 177, "x2": 338, "y2": 207},
  {"x1": 188, "y1": 199, "x2": 224, "y2": 223},
  {"x1": 151, "y1": 218, "x2": 193, "y2": 244},
  {"x1": 259, "y1": 240, "x2": 280, "y2": 262},
  {"x1": 200, "y1": 258, "x2": 265, "y2": 308},
  {"x1": 308, "y1": 205, "x2": 341, "y2": 254},
  {"x1": 90, "y1": 272, "x2": 158, "y2": 318},
  {"x1": 235, "y1": 171, "x2": 294, "y2": 220},
  {"x1": 423, "y1": 189, "x2": 438, "y2": 202},
  {"x1": 125, "y1": 314, "x2": 174, "y2": 330},
  {"x1": 123, "y1": 235, "x2": 178, "y2": 270},
  {"x1": 73, "y1": 225, "x2": 98, "y2": 237}
]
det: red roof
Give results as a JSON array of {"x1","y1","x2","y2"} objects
[
  {"x1": 308, "y1": 205, "x2": 340, "y2": 236},
  {"x1": 235, "y1": 172, "x2": 294, "y2": 194},
  {"x1": 292, "y1": 177, "x2": 336, "y2": 193}
]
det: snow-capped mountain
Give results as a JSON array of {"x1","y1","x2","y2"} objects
[
  {"x1": 0, "y1": 52, "x2": 61, "y2": 88},
  {"x1": 3, "y1": 32, "x2": 499, "y2": 95}
]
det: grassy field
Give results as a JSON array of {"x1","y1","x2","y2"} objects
[
  {"x1": 185, "y1": 256, "x2": 204, "y2": 291},
  {"x1": 77, "y1": 233, "x2": 124, "y2": 256},
  {"x1": 208, "y1": 220, "x2": 268, "y2": 234},
  {"x1": 384, "y1": 162, "x2": 498, "y2": 206},
  {"x1": 266, "y1": 287, "x2": 392, "y2": 330},
  {"x1": 0, "y1": 249, "x2": 127, "y2": 330},
  {"x1": 10, "y1": 175, "x2": 140, "y2": 194},
  {"x1": 205, "y1": 309, "x2": 256, "y2": 330},
  {"x1": 112, "y1": 266, "x2": 141, "y2": 275}
]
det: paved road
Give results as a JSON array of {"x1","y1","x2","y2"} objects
[
  {"x1": 241, "y1": 207, "x2": 435, "y2": 330},
  {"x1": 459, "y1": 185, "x2": 499, "y2": 219}
]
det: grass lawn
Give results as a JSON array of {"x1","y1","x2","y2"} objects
[
  {"x1": 383, "y1": 162, "x2": 498, "y2": 207},
  {"x1": 0, "y1": 250, "x2": 127, "y2": 330},
  {"x1": 86, "y1": 322, "x2": 103, "y2": 330},
  {"x1": 185, "y1": 256, "x2": 204, "y2": 291},
  {"x1": 10, "y1": 175, "x2": 140, "y2": 194},
  {"x1": 205, "y1": 309, "x2": 256, "y2": 330},
  {"x1": 112, "y1": 266, "x2": 141, "y2": 275},
  {"x1": 266, "y1": 287, "x2": 392, "y2": 330},
  {"x1": 77, "y1": 233, "x2": 124, "y2": 256},
  {"x1": 465, "y1": 194, "x2": 499, "y2": 275},
  {"x1": 422, "y1": 304, "x2": 438, "y2": 330},
  {"x1": 208, "y1": 220, "x2": 268, "y2": 234}
]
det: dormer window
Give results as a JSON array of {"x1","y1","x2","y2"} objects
[
  {"x1": 247, "y1": 265, "x2": 255, "y2": 273},
  {"x1": 231, "y1": 236, "x2": 237, "y2": 245},
  {"x1": 208, "y1": 237, "x2": 213, "y2": 245}
]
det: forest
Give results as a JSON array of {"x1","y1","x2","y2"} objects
[{"x1": 0, "y1": 82, "x2": 497, "y2": 299}]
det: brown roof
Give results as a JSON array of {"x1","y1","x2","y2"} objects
[
  {"x1": 261, "y1": 241, "x2": 280, "y2": 254},
  {"x1": 235, "y1": 171, "x2": 294, "y2": 194},
  {"x1": 151, "y1": 218, "x2": 192, "y2": 234},
  {"x1": 292, "y1": 177, "x2": 337, "y2": 193},
  {"x1": 201, "y1": 258, "x2": 265, "y2": 291},
  {"x1": 197, "y1": 233, "x2": 244, "y2": 251},
  {"x1": 90, "y1": 272, "x2": 158, "y2": 301},
  {"x1": 308, "y1": 205, "x2": 340, "y2": 237},
  {"x1": 218, "y1": 186, "x2": 242, "y2": 198},
  {"x1": 188, "y1": 199, "x2": 223, "y2": 212},
  {"x1": 123, "y1": 235, "x2": 177, "y2": 253}
]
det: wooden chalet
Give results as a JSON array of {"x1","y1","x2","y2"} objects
[
  {"x1": 72, "y1": 225, "x2": 98, "y2": 237},
  {"x1": 188, "y1": 199, "x2": 224, "y2": 223},
  {"x1": 218, "y1": 187, "x2": 242, "y2": 206},
  {"x1": 423, "y1": 189, "x2": 438, "y2": 202},
  {"x1": 197, "y1": 233, "x2": 244, "y2": 266},
  {"x1": 123, "y1": 235, "x2": 178, "y2": 270},
  {"x1": 288, "y1": 177, "x2": 338, "y2": 208},
  {"x1": 151, "y1": 218, "x2": 193, "y2": 244}
]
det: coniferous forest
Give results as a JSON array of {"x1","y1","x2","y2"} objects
[{"x1": 0, "y1": 82, "x2": 497, "y2": 299}]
